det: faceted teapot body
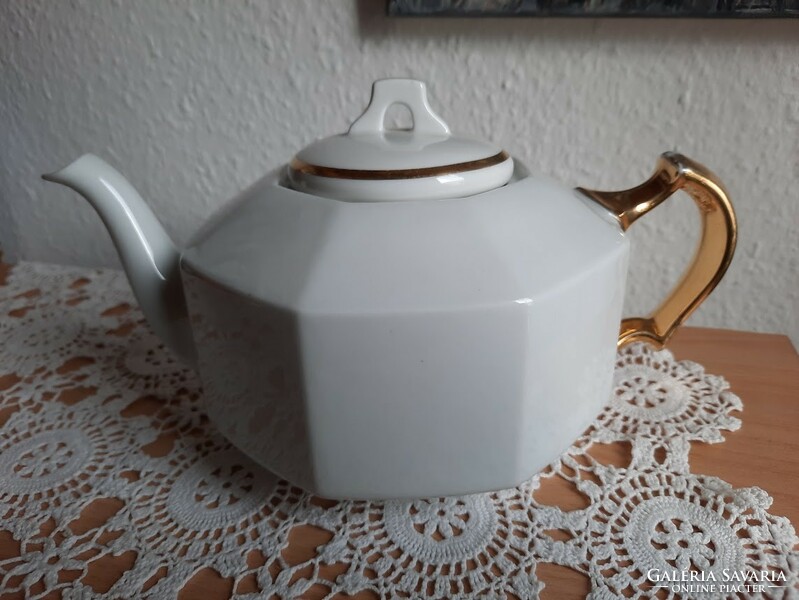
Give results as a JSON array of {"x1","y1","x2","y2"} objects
[
  {"x1": 179, "y1": 167, "x2": 629, "y2": 498},
  {"x1": 43, "y1": 79, "x2": 736, "y2": 499}
]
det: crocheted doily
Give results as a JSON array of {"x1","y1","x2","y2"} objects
[{"x1": 0, "y1": 262, "x2": 796, "y2": 599}]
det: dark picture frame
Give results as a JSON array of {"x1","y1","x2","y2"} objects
[{"x1": 388, "y1": 0, "x2": 799, "y2": 18}]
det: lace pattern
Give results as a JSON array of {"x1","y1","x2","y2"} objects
[{"x1": 0, "y1": 262, "x2": 796, "y2": 599}]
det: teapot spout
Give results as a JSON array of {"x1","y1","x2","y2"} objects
[{"x1": 43, "y1": 154, "x2": 197, "y2": 364}]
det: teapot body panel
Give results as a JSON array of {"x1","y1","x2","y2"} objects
[
  {"x1": 182, "y1": 247, "x2": 626, "y2": 498},
  {"x1": 180, "y1": 167, "x2": 630, "y2": 498},
  {"x1": 182, "y1": 269, "x2": 317, "y2": 491},
  {"x1": 181, "y1": 167, "x2": 627, "y2": 314}
]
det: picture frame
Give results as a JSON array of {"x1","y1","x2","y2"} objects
[{"x1": 388, "y1": 0, "x2": 799, "y2": 18}]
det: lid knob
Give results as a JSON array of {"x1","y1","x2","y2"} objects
[
  {"x1": 348, "y1": 79, "x2": 451, "y2": 137},
  {"x1": 288, "y1": 78, "x2": 514, "y2": 202}
]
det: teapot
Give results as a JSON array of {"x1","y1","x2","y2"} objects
[{"x1": 43, "y1": 79, "x2": 736, "y2": 499}]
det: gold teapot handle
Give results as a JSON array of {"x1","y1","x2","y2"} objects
[{"x1": 578, "y1": 152, "x2": 737, "y2": 349}]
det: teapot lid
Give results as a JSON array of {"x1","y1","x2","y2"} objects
[{"x1": 287, "y1": 79, "x2": 514, "y2": 202}]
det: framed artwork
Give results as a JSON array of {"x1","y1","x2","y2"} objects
[{"x1": 388, "y1": 0, "x2": 799, "y2": 17}]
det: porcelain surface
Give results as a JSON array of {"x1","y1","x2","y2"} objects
[
  {"x1": 178, "y1": 166, "x2": 628, "y2": 498},
  {"x1": 288, "y1": 79, "x2": 514, "y2": 202},
  {"x1": 294, "y1": 132, "x2": 503, "y2": 172},
  {"x1": 182, "y1": 168, "x2": 626, "y2": 315},
  {"x1": 41, "y1": 78, "x2": 735, "y2": 499},
  {"x1": 287, "y1": 157, "x2": 514, "y2": 202}
]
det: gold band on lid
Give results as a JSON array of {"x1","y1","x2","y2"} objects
[{"x1": 289, "y1": 151, "x2": 511, "y2": 181}]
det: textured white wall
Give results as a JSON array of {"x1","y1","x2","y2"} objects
[{"x1": 1, "y1": 0, "x2": 797, "y2": 340}]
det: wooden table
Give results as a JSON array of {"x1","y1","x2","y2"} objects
[{"x1": 1, "y1": 258, "x2": 797, "y2": 598}]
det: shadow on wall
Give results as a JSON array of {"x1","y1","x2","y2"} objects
[
  {"x1": 355, "y1": 0, "x2": 799, "y2": 42},
  {"x1": 0, "y1": 207, "x2": 20, "y2": 266}
]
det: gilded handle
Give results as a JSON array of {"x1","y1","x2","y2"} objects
[{"x1": 578, "y1": 152, "x2": 737, "y2": 349}]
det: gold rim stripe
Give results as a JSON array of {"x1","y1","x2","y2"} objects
[{"x1": 289, "y1": 151, "x2": 510, "y2": 181}]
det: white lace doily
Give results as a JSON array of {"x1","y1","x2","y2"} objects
[{"x1": 0, "y1": 262, "x2": 797, "y2": 599}]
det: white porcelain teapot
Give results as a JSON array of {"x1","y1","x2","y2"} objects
[{"x1": 44, "y1": 79, "x2": 737, "y2": 499}]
